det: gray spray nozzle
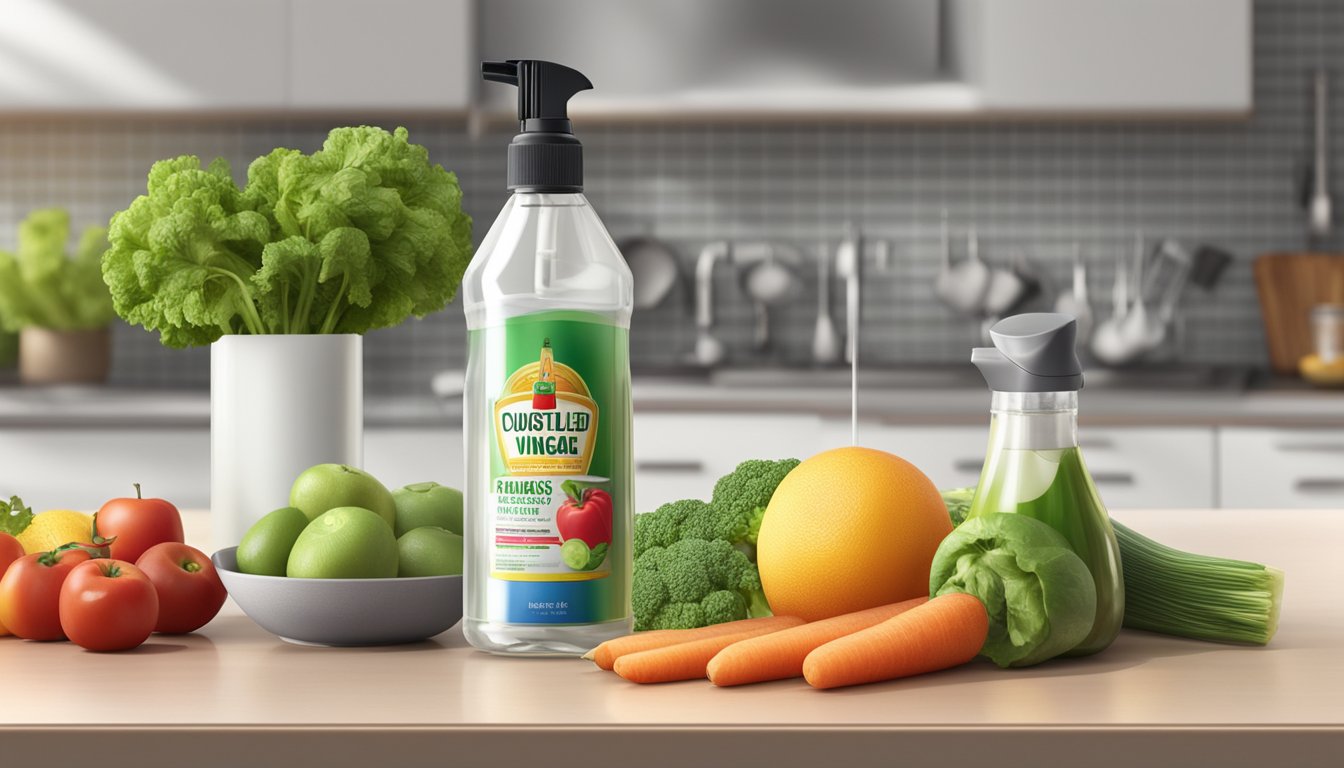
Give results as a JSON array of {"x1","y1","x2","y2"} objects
[
  {"x1": 972, "y1": 313, "x2": 1084, "y2": 392},
  {"x1": 482, "y1": 59, "x2": 593, "y2": 192}
]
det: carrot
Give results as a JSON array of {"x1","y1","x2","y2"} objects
[
  {"x1": 802, "y1": 593, "x2": 988, "y2": 690},
  {"x1": 584, "y1": 616, "x2": 802, "y2": 671},
  {"x1": 613, "y1": 616, "x2": 807, "y2": 684},
  {"x1": 707, "y1": 597, "x2": 928, "y2": 687}
]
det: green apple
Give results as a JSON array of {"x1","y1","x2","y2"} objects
[
  {"x1": 236, "y1": 506, "x2": 310, "y2": 576},
  {"x1": 392, "y1": 482, "x2": 464, "y2": 538},
  {"x1": 289, "y1": 464, "x2": 396, "y2": 528},
  {"x1": 286, "y1": 506, "x2": 398, "y2": 579},
  {"x1": 396, "y1": 526, "x2": 463, "y2": 577}
]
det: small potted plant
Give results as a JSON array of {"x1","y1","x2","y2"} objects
[
  {"x1": 102, "y1": 126, "x2": 472, "y2": 546},
  {"x1": 0, "y1": 209, "x2": 115, "y2": 385}
]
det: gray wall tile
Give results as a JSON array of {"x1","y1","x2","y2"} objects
[{"x1": 0, "y1": 0, "x2": 1338, "y2": 392}]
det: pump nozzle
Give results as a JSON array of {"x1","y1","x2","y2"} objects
[
  {"x1": 482, "y1": 59, "x2": 593, "y2": 192},
  {"x1": 482, "y1": 59, "x2": 593, "y2": 135}
]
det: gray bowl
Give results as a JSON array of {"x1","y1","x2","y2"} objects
[{"x1": 213, "y1": 547, "x2": 462, "y2": 646}]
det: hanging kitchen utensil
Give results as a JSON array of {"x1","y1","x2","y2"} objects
[
  {"x1": 811, "y1": 244, "x2": 842, "y2": 365},
  {"x1": 1309, "y1": 69, "x2": 1333, "y2": 239},
  {"x1": 1091, "y1": 236, "x2": 1143, "y2": 366},
  {"x1": 1140, "y1": 239, "x2": 1194, "y2": 351},
  {"x1": 1054, "y1": 244, "x2": 1095, "y2": 345},
  {"x1": 691, "y1": 241, "x2": 731, "y2": 367},
  {"x1": 934, "y1": 214, "x2": 990, "y2": 315},
  {"x1": 1189, "y1": 245, "x2": 1233, "y2": 290},
  {"x1": 618, "y1": 234, "x2": 681, "y2": 309},
  {"x1": 1115, "y1": 234, "x2": 1154, "y2": 360},
  {"x1": 980, "y1": 257, "x2": 1028, "y2": 317},
  {"x1": 740, "y1": 244, "x2": 800, "y2": 351}
]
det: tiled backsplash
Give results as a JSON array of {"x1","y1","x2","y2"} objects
[{"x1": 2, "y1": 0, "x2": 1340, "y2": 393}]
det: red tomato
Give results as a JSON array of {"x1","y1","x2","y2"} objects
[
  {"x1": 0, "y1": 533, "x2": 27, "y2": 636},
  {"x1": 0, "y1": 534, "x2": 23, "y2": 570},
  {"x1": 0, "y1": 548, "x2": 92, "y2": 640},
  {"x1": 94, "y1": 483, "x2": 184, "y2": 564},
  {"x1": 136, "y1": 542, "x2": 227, "y2": 634},
  {"x1": 556, "y1": 485, "x2": 613, "y2": 548},
  {"x1": 59, "y1": 559, "x2": 159, "y2": 652}
]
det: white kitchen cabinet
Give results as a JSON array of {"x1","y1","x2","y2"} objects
[
  {"x1": 0, "y1": 0, "x2": 471, "y2": 112},
  {"x1": 830, "y1": 421, "x2": 1216, "y2": 509},
  {"x1": 482, "y1": 0, "x2": 1250, "y2": 117},
  {"x1": 829, "y1": 422, "x2": 989, "y2": 491},
  {"x1": 957, "y1": 0, "x2": 1251, "y2": 114},
  {"x1": 0, "y1": 0, "x2": 288, "y2": 110},
  {"x1": 0, "y1": 428, "x2": 211, "y2": 511},
  {"x1": 364, "y1": 428, "x2": 464, "y2": 491},
  {"x1": 288, "y1": 0, "x2": 472, "y2": 110},
  {"x1": 1074, "y1": 428, "x2": 1216, "y2": 509},
  {"x1": 0, "y1": 426, "x2": 462, "y2": 514},
  {"x1": 633, "y1": 413, "x2": 823, "y2": 514},
  {"x1": 1219, "y1": 428, "x2": 1344, "y2": 509}
]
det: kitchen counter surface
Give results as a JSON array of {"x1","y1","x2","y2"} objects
[
  {"x1": 1, "y1": 372, "x2": 1343, "y2": 429},
  {"x1": 2, "y1": 509, "x2": 1340, "y2": 768}
]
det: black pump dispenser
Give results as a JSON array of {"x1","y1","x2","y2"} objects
[{"x1": 482, "y1": 60, "x2": 593, "y2": 192}]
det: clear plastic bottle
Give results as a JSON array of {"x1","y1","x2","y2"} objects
[
  {"x1": 968, "y1": 390, "x2": 1124, "y2": 655},
  {"x1": 462, "y1": 61, "x2": 634, "y2": 656},
  {"x1": 970, "y1": 314, "x2": 1124, "y2": 656}
]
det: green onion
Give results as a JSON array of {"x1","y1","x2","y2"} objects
[{"x1": 1113, "y1": 520, "x2": 1283, "y2": 646}]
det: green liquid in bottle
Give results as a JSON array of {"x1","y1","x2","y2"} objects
[{"x1": 970, "y1": 444, "x2": 1125, "y2": 656}]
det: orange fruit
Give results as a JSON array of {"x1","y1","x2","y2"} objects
[{"x1": 757, "y1": 446, "x2": 952, "y2": 622}]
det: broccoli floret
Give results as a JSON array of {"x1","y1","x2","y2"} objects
[
  {"x1": 632, "y1": 538, "x2": 771, "y2": 631},
  {"x1": 633, "y1": 498, "x2": 708, "y2": 556},
  {"x1": 630, "y1": 459, "x2": 798, "y2": 629},
  {"x1": 632, "y1": 459, "x2": 800, "y2": 562},
  {"x1": 709, "y1": 458, "x2": 800, "y2": 555}
]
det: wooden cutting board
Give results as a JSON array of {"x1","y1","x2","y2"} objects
[{"x1": 1253, "y1": 252, "x2": 1344, "y2": 374}]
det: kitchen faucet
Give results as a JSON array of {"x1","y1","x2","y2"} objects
[{"x1": 692, "y1": 241, "x2": 731, "y2": 367}]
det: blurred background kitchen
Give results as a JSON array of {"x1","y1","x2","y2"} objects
[{"x1": 1, "y1": 0, "x2": 1342, "y2": 512}]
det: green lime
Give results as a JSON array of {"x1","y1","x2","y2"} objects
[
  {"x1": 392, "y1": 482, "x2": 464, "y2": 538},
  {"x1": 396, "y1": 526, "x2": 464, "y2": 577},
  {"x1": 286, "y1": 506, "x2": 398, "y2": 579},
  {"x1": 289, "y1": 464, "x2": 397, "y2": 528},
  {"x1": 561, "y1": 538, "x2": 591, "y2": 570},
  {"x1": 236, "y1": 506, "x2": 310, "y2": 576}
]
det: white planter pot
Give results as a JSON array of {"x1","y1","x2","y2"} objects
[{"x1": 211, "y1": 335, "x2": 362, "y2": 548}]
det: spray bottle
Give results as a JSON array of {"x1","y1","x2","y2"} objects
[
  {"x1": 462, "y1": 60, "x2": 634, "y2": 655},
  {"x1": 970, "y1": 313, "x2": 1124, "y2": 655}
]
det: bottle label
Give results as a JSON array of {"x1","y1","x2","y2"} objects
[{"x1": 475, "y1": 311, "x2": 628, "y2": 625}]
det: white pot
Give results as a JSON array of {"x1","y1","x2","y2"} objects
[{"x1": 211, "y1": 335, "x2": 362, "y2": 548}]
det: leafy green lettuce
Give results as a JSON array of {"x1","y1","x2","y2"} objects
[
  {"x1": 0, "y1": 209, "x2": 114, "y2": 332},
  {"x1": 930, "y1": 513, "x2": 1097, "y2": 668},
  {"x1": 102, "y1": 126, "x2": 471, "y2": 347}
]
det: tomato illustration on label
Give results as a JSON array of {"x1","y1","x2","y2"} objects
[{"x1": 557, "y1": 480, "x2": 613, "y2": 549}]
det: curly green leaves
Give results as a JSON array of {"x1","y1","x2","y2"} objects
[
  {"x1": 247, "y1": 126, "x2": 471, "y2": 335},
  {"x1": 103, "y1": 127, "x2": 471, "y2": 347},
  {"x1": 0, "y1": 209, "x2": 112, "y2": 332},
  {"x1": 251, "y1": 228, "x2": 373, "y2": 335},
  {"x1": 103, "y1": 157, "x2": 272, "y2": 346},
  {"x1": 930, "y1": 513, "x2": 1097, "y2": 668}
]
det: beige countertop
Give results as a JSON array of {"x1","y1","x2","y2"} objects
[{"x1": 2, "y1": 508, "x2": 1342, "y2": 768}]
